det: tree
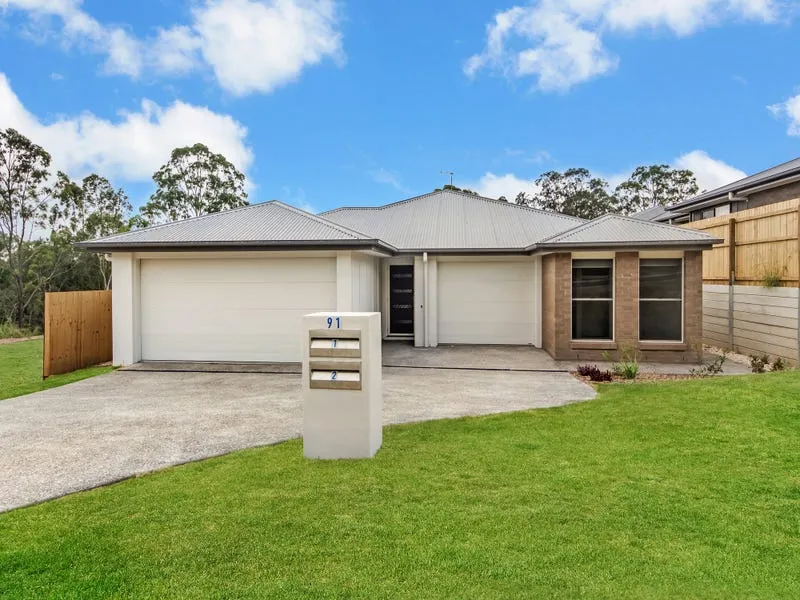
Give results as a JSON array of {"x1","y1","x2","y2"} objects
[
  {"x1": 436, "y1": 184, "x2": 479, "y2": 196},
  {"x1": 615, "y1": 164, "x2": 698, "y2": 215},
  {"x1": 516, "y1": 168, "x2": 618, "y2": 220},
  {"x1": 0, "y1": 128, "x2": 52, "y2": 327},
  {"x1": 51, "y1": 172, "x2": 132, "y2": 289},
  {"x1": 141, "y1": 143, "x2": 248, "y2": 223}
]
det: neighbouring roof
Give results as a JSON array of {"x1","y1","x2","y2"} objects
[
  {"x1": 321, "y1": 190, "x2": 586, "y2": 251},
  {"x1": 77, "y1": 201, "x2": 396, "y2": 252},
  {"x1": 631, "y1": 205, "x2": 674, "y2": 223},
  {"x1": 536, "y1": 214, "x2": 721, "y2": 249},
  {"x1": 670, "y1": 156, "x2": 800, "y2": 212},
  {"x1": 78, "y1": 190, "x2": 719, "y2": 254}
]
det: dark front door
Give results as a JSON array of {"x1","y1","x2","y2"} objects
[{"x1": 389, "y1": 265, "x2": 414, "y2": 335}]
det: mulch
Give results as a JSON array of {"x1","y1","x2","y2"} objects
[
  {"x1": 571, "y1": 372, "x2": 699, "y2": 385},
  {"x1": 0, "y1": 335, "x2": 43, "y2": 346}
]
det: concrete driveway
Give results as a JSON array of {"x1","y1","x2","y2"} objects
[{"x1": 0, "y1": 366, "x2": 594, "y2": 513}]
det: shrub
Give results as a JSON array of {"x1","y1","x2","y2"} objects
[
  {"x1": 0, "y1": 322, "x2": 40, "y2": 339},
  {"x1": 750, "y1": 354, "x2": 770, "y2": 374},
  {"x1": 576, "y1": 364, "x2": 613, "y2": 382},
  {"x1": 762, "y1": 272, "x2": 782, "y2": 288},
  {"x1": 689, "y1": 352, "x2": 727, "y2": 377},
  {"x1": 614, "y1": 361, "x2": 640, "y2": 380},
  {"x1": 605, "y1": 345, "x2": 639, "y2": 380},
  {"x1": 771, "y1": 357, "x2": 787, "y2": 372}
]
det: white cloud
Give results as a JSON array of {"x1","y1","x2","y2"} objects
[
  {"x1": 768, "y1": 94, "x2": 800, "y2": 136},
  {"x1": 3, "y1": 0, "x2": 144, "y2": 76},
  {"x1": 674, "y1": 150, "x2": 746, "y2": 191},
  {"x1": 466, "y1": 0, "x2": 779, "y2": 91},
  {"x1": 151, "y1": 26, "x2": 203, "y2": 74},
  {"x1": 466, "y1": 172, "x2": 541, "y2": 200},
  {"x1": 0, "y1": 72, "x2": 253, "y2": 182},
  {"x1": 193, "y1": 0, "x2": 343, "y2": 95},
  {"x1": 1, "y1": 0, "x2": 343, "y2": 95},
  {"x1": 369, "y1": 167, "x2": 409, "y2": 193}
]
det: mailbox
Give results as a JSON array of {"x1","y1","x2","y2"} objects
[{"x1": 302, "y1": 312, "x2": 382, "y2": 459}]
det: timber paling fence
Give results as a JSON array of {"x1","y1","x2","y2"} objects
[
  {"x1": 43, "y1": 290, "x2": 112, "y2": 377},
  {"x1": 684, "y1": 198, "x2": 800, "y2": 364}
]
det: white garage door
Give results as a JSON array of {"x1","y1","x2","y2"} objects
[
  {"x1": 140, "y1": 257, "x2": 337, "y2": 362},
  {"x1": 438, "y1": 261, "x2": 536, "y2": 345}
]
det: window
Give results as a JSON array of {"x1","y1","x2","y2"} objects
[
  {"x1": 639, "y1": 259, "x2": 683, "y2": 342},
  {"x1": 572, "y1": 259, "x2": 613, "y2": 340}
]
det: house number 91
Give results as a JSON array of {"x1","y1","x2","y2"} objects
[{"x1": 327, "y1": 317, "x2": 341, "y2": 329}]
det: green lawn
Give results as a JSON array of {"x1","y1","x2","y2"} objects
[
  {"x1": 1, "y1": 374, "x2": 799, "y2": 599},
  {"x1": 0, "y1": 339, "x2": 114, "y2": 401}
]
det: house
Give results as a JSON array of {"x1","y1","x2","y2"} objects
[
  {"x1": 78, "y1": 189, "x2": 719, "y2": 365},
  {"x1": 639, "y1": 156, "x2": 800, "y2": 224}
]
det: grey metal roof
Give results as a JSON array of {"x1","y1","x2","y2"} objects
[
  {"x1": 78, "y1": 191, "x2": 718, "y2": 254},
  {"x1": 670, "y1": 156, "x2": 800, "y2": 211},
  {"x1": 322, "y1": 190, "x2": 586, "y2": 251},
  {"x1": 631, "y1": 205, "x2": 674, "y2": 223},
  {"x1": 77, "y1": 201, "x2": 395, "y2": 252},
  {"x1": 536, "y1": 214, "x2": 720, "y2": 249}
]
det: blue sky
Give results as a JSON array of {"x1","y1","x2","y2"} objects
[{"x1": 1, "y1": 0, "x2": 799, "y2": 213}]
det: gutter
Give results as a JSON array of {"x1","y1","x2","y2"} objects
[{"x1": 74, "y1": 238, "x2": 400, "y2": 255}]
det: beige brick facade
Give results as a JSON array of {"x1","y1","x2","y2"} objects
[{"x1": 540, "y1": 250, "x2": 703, "y2": 363}]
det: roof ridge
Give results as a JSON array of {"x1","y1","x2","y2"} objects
[
  {"x1": 323, "y1": 189, "x2": 587, "y2": 224},
  {"x1": 538, "y1": 212, "x2": 716, "y2": 245},
  {"x1": 605, "y1": 212, "x2": 715, "y2": 237},
  {"x1": 270, "y1": 200, "x2": 372, "y2": 240}
]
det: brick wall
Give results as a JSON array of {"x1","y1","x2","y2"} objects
[
  {"x1": 541, "y1": 254, "x2": 555, "y2": 356},
  {"x1": 541, "y1": 250, "x2": 702, "y2": 363}
]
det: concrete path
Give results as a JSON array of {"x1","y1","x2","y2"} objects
[{"x1": 0, "y1": 368, "x2": 593, "y2": 512}]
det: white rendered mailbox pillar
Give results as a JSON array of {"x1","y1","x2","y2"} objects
[{"x1": 302, "y1": 312, "x2": 382, "y2": 459}]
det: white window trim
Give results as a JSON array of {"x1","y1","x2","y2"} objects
[
  {"x1": 638, "y1": 257, "x2": 684, "y2": 344},
  {"x1": 570, "y1": 257, "x2": 615, "y2": 343}
]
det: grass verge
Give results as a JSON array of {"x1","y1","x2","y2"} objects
[
  {"x1": 0, "y1": 339, "x2": 113, "y2": 401},
  {"x1": 1, "y1": 373, "x2": 798, "y2": 598}
]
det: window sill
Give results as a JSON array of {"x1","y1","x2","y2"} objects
[
  {"x1": 571, "y1": 341, "x2": 617, "y2": 351},
  {"x1": 638, "y1": 342, "x2": 687, "y2": 351}
]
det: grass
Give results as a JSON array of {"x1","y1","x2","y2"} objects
[
  {"x1": 0, "y1": 339, "x2": 113, "y2": 401},
  {"x1": 1, "y1": 373, "x2": 799, "y2": 598}
]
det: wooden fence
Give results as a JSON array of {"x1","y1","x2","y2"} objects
[
  {"x1": 684, "y1": 199, "x2": 800, "y2": 364},
  {"x1": 684, "y1": 198, "x2": 800, "y2": 287},
  {"x1": 43, "y1": 290, "x2": 112, "y2": 377}
]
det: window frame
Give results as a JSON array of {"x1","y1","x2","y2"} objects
[
  {"x1": 638, "y1": 257, "x2": 684, "y2": 343},
  {"x1": 570, "y1": 257, "x2": 615, "y2": 342}
]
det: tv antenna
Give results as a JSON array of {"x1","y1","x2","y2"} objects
[{"x1": 440, "y1": 171, "x2": 454, "y2": 186}]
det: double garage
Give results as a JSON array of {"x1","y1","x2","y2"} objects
[{"x1": 115, "y1": 253, "x2": 541, "y2": 365}]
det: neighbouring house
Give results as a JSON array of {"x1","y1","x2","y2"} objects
[
  {"x1": 78, "y1": 189, "x2": 719, "y2": 365},
  {"x1": 637, "y1": 156, "x2": 800, "y2": 224}
]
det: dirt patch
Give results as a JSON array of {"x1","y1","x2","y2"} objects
[{"x1": 0, "y1": 336, "x2": 43, "y2": 346}]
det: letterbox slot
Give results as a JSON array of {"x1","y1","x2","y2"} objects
[
  {"x1": 310, "y1": 368, "x2": 361, "y2": 391},
  {"x1": 309, "y1": 329, "x2": 362, "y2": 358}
]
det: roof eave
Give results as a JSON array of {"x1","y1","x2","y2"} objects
[
  {"x1": 74, "y1": 239, "x2": 398, "y2": 254},
  {"x1": 670, "y1": 168, "x2": 800, "y2": 211},
  {"x1": 534, "y1": 239, "x2": 721, "y2": 251}
]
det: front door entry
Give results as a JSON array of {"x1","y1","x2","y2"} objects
[{"x1": 389, "y1": 265, "x2": 414, "y2": 335}]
